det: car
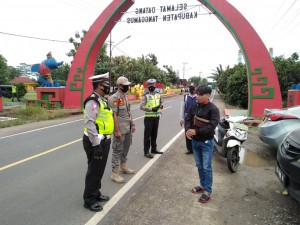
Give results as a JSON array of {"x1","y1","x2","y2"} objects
[
  {"x1": 258, "y1": 106, "x2": 300, "y2": 148},
  {"x1": 275, "y1": 128, "x2": 300, "y2": 203}
]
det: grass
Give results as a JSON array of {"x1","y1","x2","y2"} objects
[
  {"x1": 0, "y1": 106, "x2": 80, "y2": 128},
  {"x1": 2, "y1": 92, "x2": 37, "y2": 102}
]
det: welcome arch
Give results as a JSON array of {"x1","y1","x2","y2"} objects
[{"x1": 64, "y1": 0, "x2": 282, "y2": 117}]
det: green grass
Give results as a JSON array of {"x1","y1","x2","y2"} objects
[
  {"x1": 0, "y1": 106, "x2": 78, "y2": 128},
  {"x1": 2, "y1": 92, "x2": 37, "y2": 102}
]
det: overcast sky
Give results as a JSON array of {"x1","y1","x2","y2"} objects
[{"x1": 0, "y1": 0, "x2": 299, "y2": 80}]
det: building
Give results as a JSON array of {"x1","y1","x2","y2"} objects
[{"x1": 10, "y1": 77, "x2": 38, "y2": 92}]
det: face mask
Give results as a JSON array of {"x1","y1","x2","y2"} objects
[
  {"x1": 121, "y1": 85, "x2": 129, "y2": 93},
  {"x1": 102, "y1": 86, "x2": 110, "y2": 95},
  {"x1": 148, "y1": 86, "x2": 155, "y2": 92},
  {"x1": 189, "y1": 87, "x2": 195, "y2": 94}
]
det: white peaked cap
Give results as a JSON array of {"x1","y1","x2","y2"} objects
[
  {"x1": 88, "y1": 72, "x2": 110, "y2": 85},
  {"x1": 89, "y1": 72, "x2": 109, "y2": 80}
]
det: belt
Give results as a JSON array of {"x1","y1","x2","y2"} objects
[
  {"x1": 84, "y1": 132, "x2": 111, "y2": 140},
  {"x1": 99, "y1": 134, "x2": 111, "y2": 140}
]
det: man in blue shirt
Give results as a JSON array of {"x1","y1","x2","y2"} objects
[{"x1": 180, "y1": 83, "x2": 197, "y2": 154}]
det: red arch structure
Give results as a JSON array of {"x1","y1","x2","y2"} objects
[{"x1": 64, "y1": 0, "x2": 282, "y2": 117}]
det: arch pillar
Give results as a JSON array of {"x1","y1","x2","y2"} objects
[
  {"x1": 199, "y1": 0, "x2": 282, "y2": 116},
  {"x1": 64, "y1": 0, "x2": 134, "y2": 109},
  {"x1": 64, "y1": 0, "x2": 282, "y2": 117}
]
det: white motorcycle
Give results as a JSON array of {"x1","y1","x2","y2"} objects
[{"x1": 214, "y1": 116, "x2": 248, "y2": 173}]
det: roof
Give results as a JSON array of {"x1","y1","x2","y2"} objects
[{"x1": 10, "y1": 76, "x2": 36, "y2": 84}]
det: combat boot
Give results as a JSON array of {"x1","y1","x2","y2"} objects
[
  {"x1": 111, "y1": 167, "x2": 125, "y2": 183},
  {"x1": 120, "y1": 162, "x2": 135, "y2": 174}
]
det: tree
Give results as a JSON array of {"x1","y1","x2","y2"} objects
[
  {"x1": 273, "y1": 53, "x2": 300, "y2": 101},
  {"x1": 225, "y1": 64, "x2": 248, "y2": 108},
  {"x1": 51, "y1": 64, "x2": 70, "y2": 81},
  {"x1": 15, "y1": 82, "x2": 27, "y2": 99},
  {"x1": 0, "y1": 54, "x2": 8, "y2": 84}
]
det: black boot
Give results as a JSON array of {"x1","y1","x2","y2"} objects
[
  {"x1": 151, "y1": 149, "x2": 163, "y2": 154},
  {"x1": 144, "y1": 152, "x2": 154, "y2": 158}
]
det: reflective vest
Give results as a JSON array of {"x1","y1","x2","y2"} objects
[
  {"x1": 145, "y1": 93, "x2": 161, "y2": 117},
  {"x1": 12, "y1": 86, "x2": 17, "y2": 93},
  {"x1": 83, "y1": 94, "x2": 114, "y2": 135}
]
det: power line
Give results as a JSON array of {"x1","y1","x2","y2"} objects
[
  {"x1": 271, "y1": 0, "x2": 297, "y2": 31},
  {"x1": 0, "y1": 31, "x2": 70, "y2": 43}
]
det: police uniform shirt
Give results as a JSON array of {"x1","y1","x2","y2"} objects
[
  {"x1": 85, "y1": 92, "x2": 103, "y2": 146},
  {"x1": 140, "y1": 92, "x2": 163, "y2": 112},
  {"x1": 109, "y1": 91, "x2": 131, "y2": 134}
]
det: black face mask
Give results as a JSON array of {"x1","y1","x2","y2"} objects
[
  {"x1": 121, "y1": 85, "x2": 129, "y2": 93},
  {"x1": 102, "y1": 86, "x2": 110, "y2": 95},
  {"x1": 189, "y1": 87, "x2": 195, "y2": 94},
  {"x1": 148, "y1": 86, "x2": 155, "y2": 92}
]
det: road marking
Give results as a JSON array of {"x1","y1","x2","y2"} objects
[
  {"x1": 0, "y1": 106, "x2": 173, "y2": 171},
  {"x1": 0, "y1": 119, "x2": 83, "y2": 140},
  {"x1": 84, "y1": 128, "x2": 184, "y2": 225},
  {"x1": 0, "y1": 138, "x2": 82, "y2": 172},
  {"x1": 0, "y1": 106, "x2": 173, "y2": 140}
]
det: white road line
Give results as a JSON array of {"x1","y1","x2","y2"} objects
[
  {"x1": 85, "y1": 129, "x2": 185, "y2": 225},
  {"x1": 0, "y1": 119, "x2": 83, "y2": 140},
  {"x1": 0, "y1": 106, "x2": 173, "y2": 140}
]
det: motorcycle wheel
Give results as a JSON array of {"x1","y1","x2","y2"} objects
[{"x1": 226, "y1": 146, "x2": 240, "y2": 173}]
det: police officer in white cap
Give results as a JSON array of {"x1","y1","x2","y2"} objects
[
  {"x1": 140, "y1": 78, "x2": 164, "y2": 158},
  {"x1": 109, "y1": 76, "x2": 136, "y2": 183},
  {"x1": 82, "y1": 72, "x2": 114, "y2": 212}
]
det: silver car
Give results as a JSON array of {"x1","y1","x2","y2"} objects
[{"x1": 258, "y1": 106, "x2": 300, "y2": 148}]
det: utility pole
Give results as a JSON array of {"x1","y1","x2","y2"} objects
[
  {"x1": 182, "y1": 62, "x2": 188, "y2": 79},
  {"x1": 109, "y1": 33, "x2": 131, "y2": 93},
  {"x1": 199, "y1": 71, "x2": 202, "y2": 86}
]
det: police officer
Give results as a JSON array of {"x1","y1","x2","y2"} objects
[
  {"x1": 140, "y1": 79, "x2": 163, "y2": 158},
  {"x1": 109, "y1": 76, "x2": 136, "y2": 183},
  {"x1": 82, "y1": 72, "x2": 114, "y2": 212},
  {"x1": 11, "y1": 85, "x2": 20, "y2": 102}
]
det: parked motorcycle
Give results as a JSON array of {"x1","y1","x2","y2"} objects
[{"x1": 214, "y1": 116, "x2": 248, "y2": 173}]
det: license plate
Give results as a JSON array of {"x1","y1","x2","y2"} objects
[{"x1": 275, "y1": 166, "x2": 287, "y2": 186}]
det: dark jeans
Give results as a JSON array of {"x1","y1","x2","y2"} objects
[
  {"x1": 143, "y1": 117, "x2": 160, "y2": 153},
  {"x1": 82, "y1": 135, "x2": 111, "y2": 205}
]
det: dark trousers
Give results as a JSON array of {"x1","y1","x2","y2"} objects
[
  {"x1": 82, "y1": 135, "x2": 111, "y2": 205},
  {"x1": 185, "y1": 126, "x2": 193, "y2": 152},
  {"x1": 143, "y1": 117, "x2": 160, "y2": 154},
  {"x1": 12, "y1": 93, "x2": 20, "y2": 102}
]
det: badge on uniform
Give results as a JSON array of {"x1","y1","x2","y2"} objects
[{"x1": 113, "y1": 99, "x2": 125, "y2": 106}]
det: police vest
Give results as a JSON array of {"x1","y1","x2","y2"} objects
[
  {"x1": 83, "y1": 93, "x2": 114, "y2": 134},
  {"x1": 145, "y1": 93, "x2": 161, "y2": 117},
  {"x1": 12, "y1": 86, "x2": 17, "y2": 93}
]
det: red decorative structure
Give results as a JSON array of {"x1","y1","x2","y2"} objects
[
  {"x1": 0, "y1": 97, "x2": 3, "y2": 112},
  {"x1": 287, "y1": 90, "x2": 300, "y2": 107},
  {"x1": 64, "y1": 0, "x2": 282, "y2": 117},
  {"x1": 29, "y1": 87, "x2": 66, "y2": 109}
]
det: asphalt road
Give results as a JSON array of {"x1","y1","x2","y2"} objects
[
  {"x1": 0, "y1": 95, "x2": 183, "y2": 225},
  {"x1": 1, "y1": 92, "x2": 300, "y2": 225}
]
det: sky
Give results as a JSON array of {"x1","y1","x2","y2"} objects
[{"x1": 0, "y1": 0, "x2": 300, "y2": 80}]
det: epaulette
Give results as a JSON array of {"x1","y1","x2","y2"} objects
[{"x1": 83, "y1": 93, "x2": 100, "y2": 109}]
